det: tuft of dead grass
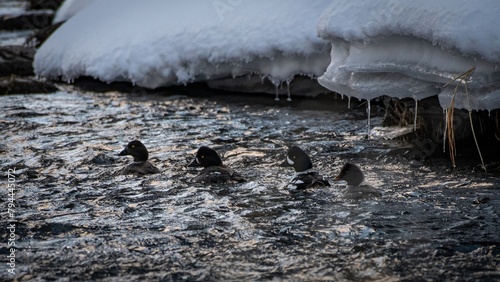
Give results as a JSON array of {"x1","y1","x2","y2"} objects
[{"x1": 443, "y1": 67, "x2": 486, "y2": 171}]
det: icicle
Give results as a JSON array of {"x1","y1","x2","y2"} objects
[
  {"x1": 348, "y1": 96, "x2": 351, "y2": 109},
  {"x1": 366, "y1": 99, "x2": 371, "y2": 138},
  {"x1": 413, "y1": 99, "x2": 418, "y2": 131},
  {"x1": 275, "y1": 85, "x2": 280, "y2": 101},
  {"x1": 286, "y1": 81, "x2": 292, "y2": 102},
  {"x1": 443, "y1": 108, "x2": 447, "y2": 153}
]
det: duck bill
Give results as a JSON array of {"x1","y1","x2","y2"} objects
[
  {"x1": 334, "y1": 171, "x2": 346, "y2": 181},
  {"x1": 118, "y1": 147, "x2": 129, "y2": 156},
  {"x1": 279, "y1": 159, "x2": 291, "y2": 167}
]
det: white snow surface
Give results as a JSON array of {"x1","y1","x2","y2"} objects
[
  {"x1": 318, "y1": 0, "x2": 500, "y2": 111},
  {"x1": 35, "y1": 0, "x2": 331, "y2": 90},
  {"x1": 37, "y1": 0, "x2": 500, "y2": 110},
  {"x1": 53, "y1": 0, "x2": 96, "y2": 24}
]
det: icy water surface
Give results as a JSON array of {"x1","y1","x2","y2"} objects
[{"x1": 0, "y1": 90, "x2": 499, "y2": 281}]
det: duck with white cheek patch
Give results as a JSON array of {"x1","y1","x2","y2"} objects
[
  {"x1": 335, "y1": 163, "x2": 381, "y2": 200},
  {"x1": 188, "y1": 146, "x2": 246, "y2": 184},
  {"x1": 280, "y1": 146, "x2": 330, "y2": 190},
  {"x1": 117, "y1": 140, "x2": 160, "y2": 176}
]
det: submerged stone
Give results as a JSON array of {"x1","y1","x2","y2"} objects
[{"x1": 0, "y1": 76, "x2": 57, "y2": 94}]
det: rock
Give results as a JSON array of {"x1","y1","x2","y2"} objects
[
  {"x1": 28, "y1": 0, "x2": 64, "y2": 10},
  {"x1": 0, "y1": 46, "x2": 35, "y2": 76},
  {"x1": 383, "y1": 96, "x2": 500, "y2": 161},
  {"x1": 0, "y1": 76, "x2": 57, "y2": 94},
  {"x1": 0, "y1": 11, "x2": 54, "y2": 30}
]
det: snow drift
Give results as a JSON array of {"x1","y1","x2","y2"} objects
[
  {"x1": 35, "y1": 0, "x2": 331, "y2": 93},
  {"x1": 36, "y1": 0, "x2": 500, "y2": 110}
]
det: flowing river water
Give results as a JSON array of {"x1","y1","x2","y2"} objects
[{"x1": 0, "y1": 88, "x2": 499, "y2": 281}]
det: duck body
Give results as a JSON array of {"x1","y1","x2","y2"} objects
[
  {"x1": 280, "y1": 146, "x2": 330, "y2": 190},
  {"x1": 118, "y1": 140, "x2": 160, "y2": 176},
  {"x1": 286, "y1": 169, "x2": 330, "y2": 190},
  {"x1": 192, "y1": 165, "x2": 245, "y2": 184},
  {"x1": 189, "y1": 146, "x2": 245, "y2": 183},
  {"x1": 344, "y1": 185, "x2": 382, "y2": 200},
  {"x1": 120, "y1": 160, "x2": 160, "y2": 176},
  {"x1": 335, "y1": 163, "x2": 381, "y2": 199}
]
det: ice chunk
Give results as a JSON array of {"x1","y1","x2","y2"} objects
[
  {"x1": 370, "y1": 126, "x2": 414, "y2": 140},
  {"x1": 317, "y1": 0, "x2": 500, "y2": 110},
  {"x1": 339, "y1": 37, "x2": 498, "y2": 89},
  {"x1": 317, "y1": 1, "x2": 500, "y2": 62},
  {"x1": 438, "y1": 86, "x2": 500, "y2": 112}
]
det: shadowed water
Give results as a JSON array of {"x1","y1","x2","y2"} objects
[{"x1": 0, "y1": 89, "x2": 499, "y2": 281}]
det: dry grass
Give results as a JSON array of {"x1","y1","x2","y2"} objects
[{"x1": 443, "y1": 67, "x2": 486, "y2": 171}]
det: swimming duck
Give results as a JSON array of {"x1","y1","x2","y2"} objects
[
  {"x1": 117, "y1": 140, "x2": 160, "y2": 175},
  {"x1": 335, "y1": 163, "x2": 381, "y2": 199},
  {"x1": 188, "y1": 146, "x2": 245, "y2": 183},
  {"x1": 280, "y1": 146, "x2": 330, "y2": 190}
]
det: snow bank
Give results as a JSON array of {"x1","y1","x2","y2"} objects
[
  {"x1": 318, "y1": 0, "x2": 500, "y2": 111},
  {"x1": 53, "y1": 0, "x2": 96, "y2": 24},
  {"x1": 35, "y1": 0, "x2": 331, "y2": 91}
]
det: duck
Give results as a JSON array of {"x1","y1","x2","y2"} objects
[
  {"x1": 335, "y1": 163, "x2": 381, "y2": 199},
  {"x1": 117, "y1": 140, "x2": 160, "y2": 175},
  {"x1": 280, "y1": 146, "x2": 330, "y2": 190},
  {"x1": 188, "y1": 146, "x2": 245, "y2": 183}
]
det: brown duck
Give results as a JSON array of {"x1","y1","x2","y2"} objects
[{"x1": 335, "y1": 163, "x2": 381, "y2": 200}]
